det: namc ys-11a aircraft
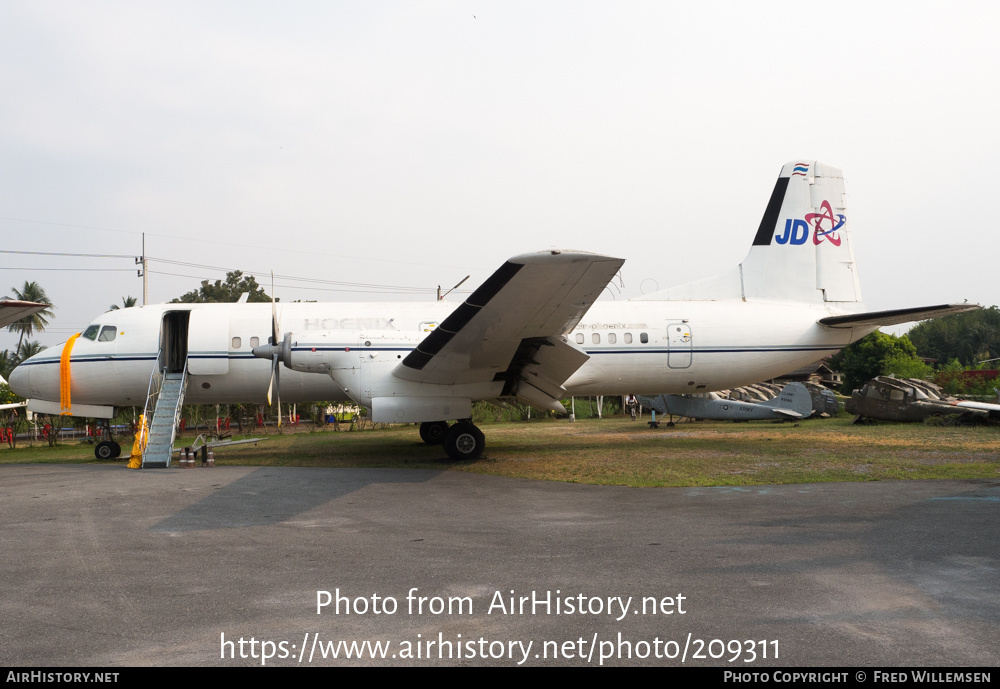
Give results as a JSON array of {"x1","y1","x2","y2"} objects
[{"x1": 9, "y1": 161, "x2": 979, "y2": 463}]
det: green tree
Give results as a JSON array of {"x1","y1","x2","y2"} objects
[
  {"x1": 0, "y1": 350, "x2": 16, "y2": 381},
  {"x1": 829, "y1": 331, "x2": 932, "y2": 394},
  {"x1": 907, "y1": 306, "x2": 1000, "y2": 367},
  {"x1": 16, "y1": 340, "x2": 45, "y2": 364},
  {"x1": 110, "y1": 295, "x2": 138, "y2": 310},
  {"x1": 4, "y1": 281, "x2": 54, "y2": 352},
  {"x1": 171, "y1": 271, "x2": 272, "y2": 303},
  {"x1": 0, "y1": 382, "x2": 26, "y2": 448}
]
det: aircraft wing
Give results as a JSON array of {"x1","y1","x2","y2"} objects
[
  {"x1": 394, "y1": 251, "x2": 624, "y2": 394},
  {"x1": 819, "y1": 304, "x2": 980, "y2": 329},
  {"x1": 0, "y1": 300, "x2": 50, "y2": 330},
  {"x1": 937, "y1": 399, "x2": 1000, "y2": 413}
]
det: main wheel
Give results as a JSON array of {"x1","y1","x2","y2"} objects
[
  {"x1": 95, "y1": 440, "x2": 122, "y2": 460},
  {"x1": 419, "y1": 421, "x2": 450, "y2": 445},
  {"x1": 443, "y1": 421, "x2": 485, "y2": 461}
]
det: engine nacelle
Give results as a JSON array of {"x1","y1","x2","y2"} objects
[
  {"x1": 272, "y1": 330, "x2": 503, "y2": 416},
  {"x1": 280, "y1": 330, "x2": 425, "y2": 375}
]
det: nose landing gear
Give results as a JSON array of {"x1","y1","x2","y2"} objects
[
  {"x1": 93, "y1": 419, "x2": 122, "y2": 460},
  {"x1": 94, "y1": 440, "x2": 122, "y2": 460}
]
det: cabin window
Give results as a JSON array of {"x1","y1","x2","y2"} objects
[
  {"x1": 232, "y1": 337, "x2": 242, "y2": 349},
  {"x1": 575, "y1": 333, "x2": 584, "y2": 345},
  {"x1": 640, "y1": 332, "x2": 648, "y2": 344},
  {"x1": 624, "y1": 333, "x2": 633, "y2": 344},
  {"x1": 889, "y1": 389, "x2": 905, "y2": 401},
  {"x1": 98, "y1": 326, "x2": 117, "y2": 342},
  {"x1": 81, "y1": 325, "x2": 99, "y2": 341},
  {"x1": 250, "y1": 336, "x2": 259, "y2": 348},
  {"x1": 608, "y1": 333, "x2": 617, "y2": 344},
  {"x1": 592, "y1": 333, "x2": 601, "y2": 344}
]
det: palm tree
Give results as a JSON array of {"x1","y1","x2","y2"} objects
[
  {"x1": 4, "y1": 282, "x2": 54, "y2": 352},
  {"x1": 0, "y1": 349, "x2": 16, "y2": 381},
  {"x1": 110, "y1": 295, "x2": 138, "y2": 311},
  {"x1": 16, "y1": 340, "x2": 44, "y2": 364}
]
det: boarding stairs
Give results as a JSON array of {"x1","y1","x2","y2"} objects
[{"x1": 141, "y1": 361, "x2": 188, "y2": 468}]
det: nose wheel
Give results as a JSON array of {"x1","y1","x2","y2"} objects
[
  {"x1": 95, "y1": 440, "x2": 122, "y2": 460},
  {"x1": 443, "y1": 421, "x2": 485, "y2": 461}
]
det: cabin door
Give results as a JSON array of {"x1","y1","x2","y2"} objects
[{"x1": 666, "y1": 322, "x2": 693, "y2": 369}]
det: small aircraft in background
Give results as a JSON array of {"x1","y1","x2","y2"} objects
[
  {"x1": 845, "y1": 376, "x2": 1000, "y2": 424},
  {"x1": 640, "y1": 382, "x2": 813, "y2": 427}
]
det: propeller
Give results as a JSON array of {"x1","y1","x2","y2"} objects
[{"x1": 251, "y1": 272, "x2": 291, "y2": 426}]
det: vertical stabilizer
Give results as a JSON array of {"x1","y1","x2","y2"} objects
[
  {"x1": 742, "y1": 161, "x2": 862, "y2": 304},
  {"x1": 642, "y1": 161, "x2": 862, "y2": 304}
]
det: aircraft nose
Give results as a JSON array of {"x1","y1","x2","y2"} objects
[{"x1": 7, "y1": 361, "x2": 31, "y2": 397}]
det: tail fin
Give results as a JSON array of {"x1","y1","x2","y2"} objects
[
  {"x1": 643, "y1": 161, "x2": 862, "y2": 304},
  {"x1": 761, "y1": 382, "x2": 814, "y2": 418}
]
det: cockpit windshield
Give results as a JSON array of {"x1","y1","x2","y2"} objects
[
  {"x1": 81, "y1": 325, "x2": 99, "y2": 341},
  {"x1": 98, "y1": 326, "x2": 117, "y2": 342}
]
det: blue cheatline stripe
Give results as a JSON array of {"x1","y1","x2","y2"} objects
[
  {"x1": 290, "y1": 347, "x2": 413, "y2": 353},
  {"x1": 18, "y1": 355, "x2": 158, "y2": 366},
  {"x1": 19, "y1": 343, "x2": 841, "y2": 367}
]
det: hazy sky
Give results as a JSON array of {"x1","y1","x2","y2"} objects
[{"x1": 2, "y1": 1, "x2": 997, "y2": 351}]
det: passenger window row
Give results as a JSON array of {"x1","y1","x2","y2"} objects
[
  {"x1": 575, "y1": 332, "x2": 648, "y2": 345},
  {"x1": 231, "y1": 336, "x2": 261, "y2": 349}
]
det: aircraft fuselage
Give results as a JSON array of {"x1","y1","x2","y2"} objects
[{"x1": 10, "y1": 298, "x2": 866, "y2": 410}]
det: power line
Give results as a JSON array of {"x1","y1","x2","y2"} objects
[
  {"x1": 0, "y1": 267, "x2": 135, "y2": 272},
  {"x1": 0, "y1": 249, "x2": 136, "y2": 259},
  {"x1": 147, "y1": 257, "x2": 444, "y2": 292},
  {"x1": 0, "y1": 216, "x2": 461, "y2": 268},
  {"x1": 146, "y1": 270, "x2": 437, "y2": 295}
]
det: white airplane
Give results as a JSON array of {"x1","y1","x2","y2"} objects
[{"x1": 9, "y1": 161, "x2": 978, "y2": 461}]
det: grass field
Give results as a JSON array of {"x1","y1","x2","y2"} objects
[{"x1": 3, "y1": 415, "x2": 998, "y2": 487}]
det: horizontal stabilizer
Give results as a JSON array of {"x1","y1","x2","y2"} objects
[
  {"x1": 772, "y1": 408, "x2": 805, "y2": 419},
  {"x1": 819, "y1": 304, "x2": 980, "y2": 329}
]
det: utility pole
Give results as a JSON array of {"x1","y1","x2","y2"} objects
[{"x1": 136, "y1": 233, "x2": 148, "y2": 305}]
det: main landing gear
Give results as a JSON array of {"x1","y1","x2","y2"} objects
[
  {"x1": 418, "y1": 420, "x2": 486, "y2": 461},
  {"x1": 418, "y1": 421, "x2": 450, "y2": 445}
]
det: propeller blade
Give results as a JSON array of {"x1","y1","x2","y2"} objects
[
  {"x1": 271, "y1": 270, "x2": 280, "y2": 347},
  {"x1": 276, "y1": 361, "x2": 282, "y2": 427},
  {"x1": 266, "y1": 353, "x2": 278, "y2": 405}
]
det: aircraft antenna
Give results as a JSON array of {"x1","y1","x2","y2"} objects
[{"x1": 438, "y1": 275, "x2": 470, "y2": 301}]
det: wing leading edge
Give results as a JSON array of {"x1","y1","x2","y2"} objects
[{"x1": 394, "y1": 251, "x2": 624, "y2": 405}]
